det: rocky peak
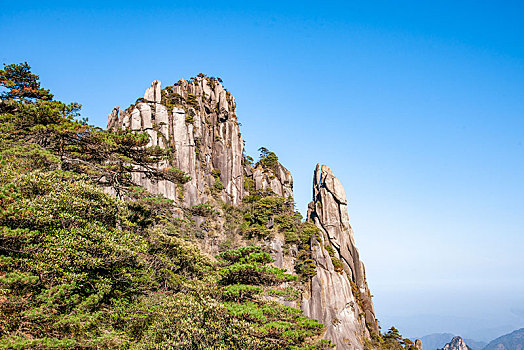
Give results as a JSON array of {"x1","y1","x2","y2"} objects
[
  {"x1": 107, "y1": 77, "x2": 293, "y2": 207},
  {"x1": 106, "y1": 79, "x2": 386, "y2": 349},
  {"x1": 302, "y1": 164, "x2": 378, "y2": 349},
  {"x1": 106, "y1": 77, "x2": 243, "y2": 206},
  {"x1": 440, "y1": 337, "x2": 471, "y2": 350},
  {"x1": 247, "y1": 159, "x2": 293, "y2": 199},
  {"x1": 144, "y1": 80, "x2": 161, "y2": 103}
]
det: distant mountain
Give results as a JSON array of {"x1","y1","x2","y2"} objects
[
  {"x1": 483, "y1": 328, "x2": 524, "y2": 350},
  {"x1": 420, "y1": 333, "x2": 456, "y2": 350},
  {"x1": 418, "y1": 333, "x2": 486, "y2": 350},
  {"x1": 439, "y1": 337, "x2": 471, "y2": 350},
  {"x1": 467, "y1": 339, "x2": 488, "y2": 350}
]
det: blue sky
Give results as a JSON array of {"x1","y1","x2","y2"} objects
[{"x1": 2, "y1": 0, "x2": 523, "y2": 341}]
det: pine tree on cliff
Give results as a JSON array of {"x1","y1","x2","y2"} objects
[
  {"x1": 0, "y1": 62, "x2": 53, "y2": 102},
  {"x1": 0, "y1": 62, "x2": 190, "y2": 196}
]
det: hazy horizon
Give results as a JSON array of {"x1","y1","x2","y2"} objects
[{"x1": 2, "y1": 0, "x2": 523, "y2": 340}]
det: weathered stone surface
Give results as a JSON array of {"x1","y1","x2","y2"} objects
[
  {"x1": 266, "y1": 232, "x2": 300, "y2": 309},
  {"x1": 302, "y1": 233, "x2": 366, "y2": 349},
  {"x1": 302, "y1": 164, "x2": 378, "y2": 349},
  {"x1": 106, "y1": 76, "x2": 390, "y2": 350},
  {"x1": 251, "y1": 162, "x2": 293, "y2": 198},
  {"x1": 268, "y1": 232, "x2": 296, "y2": 274},
  {"x1": 144, "y1": 80, "x2": 161, "y2": 103},
  {"x1": 440, "y1": 337, "x2": 470, "y2": 350},
  {"x1": 130, "y1": 107, "x2": 141, "y2": 130},
  {"x1": 106, "y1": 106, "x2": 120, "y2": 130},
  {"x1": 137, "y1": 103, "x2": 152, "y2": 129},
  {"x1": 108, "y1": 77, "x2": 248, "y2": 206}
]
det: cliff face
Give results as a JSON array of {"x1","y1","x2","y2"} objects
[
  {"x1": 108, "y1": 78, "x2": 245, "y2": 206},
  {"x1": 108, "y1": 78, "x2": 294, "y2": 207},
  {"x1": 250, "y1": 162, "x2": 293, "y2": 198},
  {"x1": 302, "y1": 164, "x2": 378, "y2": 349},
  {"x1": 107, "y1": 78, "x2": 379, "y2": 349}
]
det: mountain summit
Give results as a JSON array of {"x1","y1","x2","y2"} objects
[
  {"x1": 108, "y1": 78, "x2": 380, "y2": 348},
  {"x1": 439, "y1": 337, "x2": 471, "y2": 350},
  {"x1": 0, "y1": 64, "x2": 421, "y2": 349}
]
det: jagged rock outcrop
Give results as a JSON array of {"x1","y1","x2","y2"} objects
[
  {"x1": 106, "y1": 78, "x2": 386, "y2": 350},
  {"x1": 439, "y1": 337, "x2": 471, "y2": 350},
  {"x1": 251, "y1": 162, "x2": 293, "y2": 198},
  {"x1": 107, "y1": 77, "x2": 293, "y2": 207},
  {"x1": 107, "y1": 77, "x2": 245, "y2": 206},
  {"x1": 302, "y1": 164, "x2": 378, "y2": 349},
  {"x1": 144, "y1": 80, "x2": 161, "y2": 103}
]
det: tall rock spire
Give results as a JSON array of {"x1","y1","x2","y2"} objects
[
  {"x1": 302, "y1": 164, "x2": 378, "y2": 349},
  {"x1": 107, "y1": 77, "x2": 245, "y2": 206},
  {"x1": 107, "y1": 77, "x2": 294, "y2": 207}
]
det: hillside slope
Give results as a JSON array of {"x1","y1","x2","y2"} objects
[
  {"x1": 0, "y1": 63, "x2": 418, "y2": 349},
  {"x1": 483, "y1": 328, "x2": 524, "y2": 350}
]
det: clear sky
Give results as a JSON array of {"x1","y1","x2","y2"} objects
[{"x1": 2, "y1": 0, "x2": 523, "y2": 341}]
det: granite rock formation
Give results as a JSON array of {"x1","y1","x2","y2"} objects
[
  {"x1": 106, "y1": 77, "x2": 384, "y2": 349},
  {"x1": 250, "y1": 162, "x2": 293, "y2": 198},
  {"x1": 107, "y1": 77, "x2": 292, "y2": 206},
  {"x1": 439, "y1": 337, "x2": 471, "y2": 350},
  {"x1": 302, "y1": 164, "x2": 378, "y2": 349}
]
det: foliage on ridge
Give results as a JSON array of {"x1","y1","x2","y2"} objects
[
  {"x1": 0, "y1": 63, "x2": 330, "y2": 349},
  {"x1": 0, "y1": 62, "x2": 416, "y2": 350}
]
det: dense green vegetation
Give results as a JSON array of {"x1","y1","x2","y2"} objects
[
  {"x1": 216, "y1": 246, "x2": 329, "y2": 349},
  {"x1": 0, "y1": 63, "x2": 419, "y2": 349},
  {"x1": 364, "y1": 327, "x2": 420, "y2": 350},
  {"x1": 239, "y1": 190, "x2": 318, "y2": 280},
  {"x1": 0, "y1": 63, "x2": 331, "y2": 349}
]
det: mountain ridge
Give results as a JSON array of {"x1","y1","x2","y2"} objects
[
  {"x1": 110, "y1": 78, "x2": 381, "y2": 348},
  {"x1": 0, "y1": 64, "x2": 421, "y2": 349},
  {"x1": 417, "y1": 333, "x2": 486, "y2": 350},
  {"x1": 482, "y1": 328, "x2": 524, "y2": 350}
]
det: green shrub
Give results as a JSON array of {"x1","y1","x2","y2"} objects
[
  {"x1": 0, "y1": 64, "x2": 330, "y2": 350},
  {"x1": 214, "y1": 177, "x2": 224, "y2": 191},
  {"x1": 223, "y1": 284, "x2": 262, "y2": 301},
  {"x1": 217, "y1": 247, "x2": 297, "y2": 286},
  {"x1": 211, "y1": 168, "x2": 224, "y2": 192},
  {"x1": 219, "y1": 262, "x2": 296, "y2": 285},
  {"x1": 186, "y1": 94, "x2": 199, "y2": 109},
  {"x1": 190, "y1": 203, "x2": 217, "y2": 216},
  {"x1": 217, "y1": 245, "x2": 264, "y2": 263},
  {"x1": 325, "y1": 243, "x2": 343, "y2": 273},
  {"x1": 258, "y1": 146, "x2": 279, "y2": 171},
  {"x1": 166, "y1": 166, "x2": 192, "y2": 184},
  {"x1": 266, "y1": 287, "x2": 301, "y2": 301}
]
